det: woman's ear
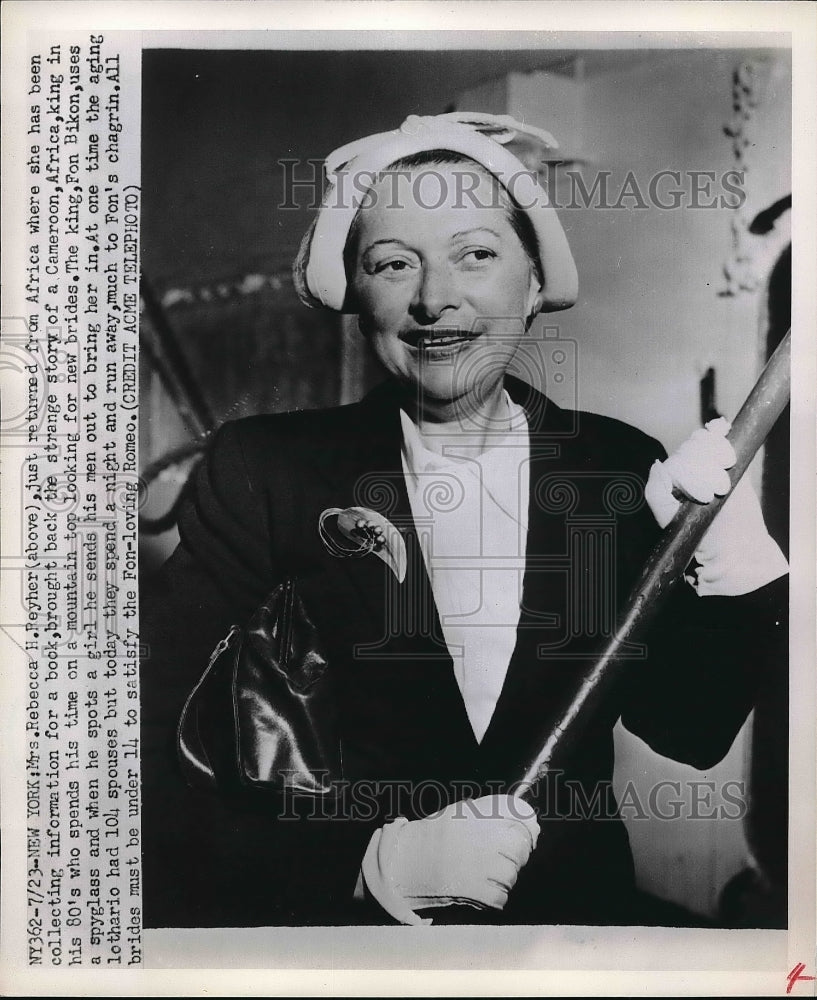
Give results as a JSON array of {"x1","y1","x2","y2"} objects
[{"x1": 526, "y1": 272, "x2": 543, "y2": 320}]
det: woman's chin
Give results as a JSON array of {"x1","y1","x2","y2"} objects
[{"x1": 402, "y1": 370, "x2": 506, "y2": 418}]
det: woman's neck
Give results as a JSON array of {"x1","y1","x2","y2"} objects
[{"x1": 402, "y1": 383, "x2": 511, "y2": 455}]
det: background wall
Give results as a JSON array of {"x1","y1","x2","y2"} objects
[{"x1": 140, "y1": 45, "x2": 791, "y2": 921}]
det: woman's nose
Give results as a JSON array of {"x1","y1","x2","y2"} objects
[{"x1": 410, "y1": 261, "x2": 461, "y2": 324}]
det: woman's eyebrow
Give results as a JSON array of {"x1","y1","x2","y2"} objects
[
  {"x1": 361, "y1": 238, "x2": 413, "y2": 255},
  {"x1": 450, "y1": 227, "x2": 502, "y2": 240},
  {"x1": 360, "y1": 228, "x2": 501, "y2": 257}
]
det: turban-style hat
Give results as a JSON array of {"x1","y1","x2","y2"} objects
[{"x1": 293, "y1": 112, "x2": 578, "y2": 313}]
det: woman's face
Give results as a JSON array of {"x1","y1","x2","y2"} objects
[{"x1": 349, "y1": 163, "x2": 540, "y2": 418}]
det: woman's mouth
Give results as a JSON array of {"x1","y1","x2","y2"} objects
[{"x1": 400, "y1": 329, "x2": 481, "y2": 352}]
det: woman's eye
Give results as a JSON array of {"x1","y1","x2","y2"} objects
[
  {"x1": 374, "y1": 259, "x2": 413, "y2": 274},
  {"x1": 462, "y1": 248, "x2": 496, "y2": 264}
]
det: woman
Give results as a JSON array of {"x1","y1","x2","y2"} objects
[{"x1": 141, "y1": 113, "x2": 788, "y2": 927}]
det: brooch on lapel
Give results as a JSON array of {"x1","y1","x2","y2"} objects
[{"x1": 318, "y1": 506, "x2": 407, "y2": 584}]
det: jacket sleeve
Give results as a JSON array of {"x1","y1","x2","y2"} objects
[
  {"x1": 613, "y1": 425, "x2": 788, "y2": 770},
  {"x1": 140, "y1": 421, "x2": 383, "y2": 927},
  {"x1": 619, "y1": 573, "x2": 788, "y2": 770},
  {"x1": 580, "y1": 419, "x2": 790, "y2": 771}
]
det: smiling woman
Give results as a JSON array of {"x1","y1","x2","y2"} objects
[
  {"x1": 140, "y1": 112, "x2": 788, "y2": 929},
  {"x1": 348, "y1": 159, "x2": 540, "y2": 424}
]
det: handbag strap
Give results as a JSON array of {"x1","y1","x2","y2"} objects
[{"x1": 177, "y1": 624, "x2": 240, "y2": 789}]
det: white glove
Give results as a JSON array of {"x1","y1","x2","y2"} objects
[
  {"x1": 644, "y1": 417, "x2": 788, "y2": 596},
  {"x1": 360, "y1": 794, "x2": 540, "y2": 925}
]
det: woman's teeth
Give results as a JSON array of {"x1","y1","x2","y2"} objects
[
  {"x1": 423, "y1": 334, "x2": 469, "y2": 346},
  {"x1": 399, "y1": 328, "x2": 483, "y2": 350},
  {"x1": 412, "y1": 330, "x2": 476, "y2": 349}
]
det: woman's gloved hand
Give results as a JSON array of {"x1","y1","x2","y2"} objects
[
  {"x1": 644, "y1": 417, "x2": 788, "y2": 596},
  {"x1": 360, "y1": 794, "x2": 540, "y2": 925}
]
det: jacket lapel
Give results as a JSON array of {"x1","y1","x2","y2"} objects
[
  {"x1": 477, "y1": 378, "x2": 582, "y2": 781},
  {"x1": 304, "y1": 383, "x2": 448, "y2": 658}
]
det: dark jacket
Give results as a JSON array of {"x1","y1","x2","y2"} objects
[{"x1": 140, "y1": 375, "x2": 786, "y2": 927}]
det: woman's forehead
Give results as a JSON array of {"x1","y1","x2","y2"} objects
[{"x1": 356, "y1": 164, "x2": 514, "y2": 244}]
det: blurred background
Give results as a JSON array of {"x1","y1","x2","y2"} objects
[{"x1": 140, "y1": 44, "x2": 791, "y2": 927}]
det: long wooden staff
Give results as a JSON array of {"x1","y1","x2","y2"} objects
[{"x1": 517, "y1": 329, "x2": 791, "y2": 796}]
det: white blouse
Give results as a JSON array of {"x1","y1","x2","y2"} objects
[{"x1": 400, "y1": 393, "x2": 531, "y2": 742}]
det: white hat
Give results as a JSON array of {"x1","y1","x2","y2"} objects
[{"x1": 294, "y1": 112, "x2": 578, "y2": 314}]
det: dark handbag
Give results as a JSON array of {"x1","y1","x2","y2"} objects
[{"x1": 177, "y1": 578, "x2": 342, "y2": 796}]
